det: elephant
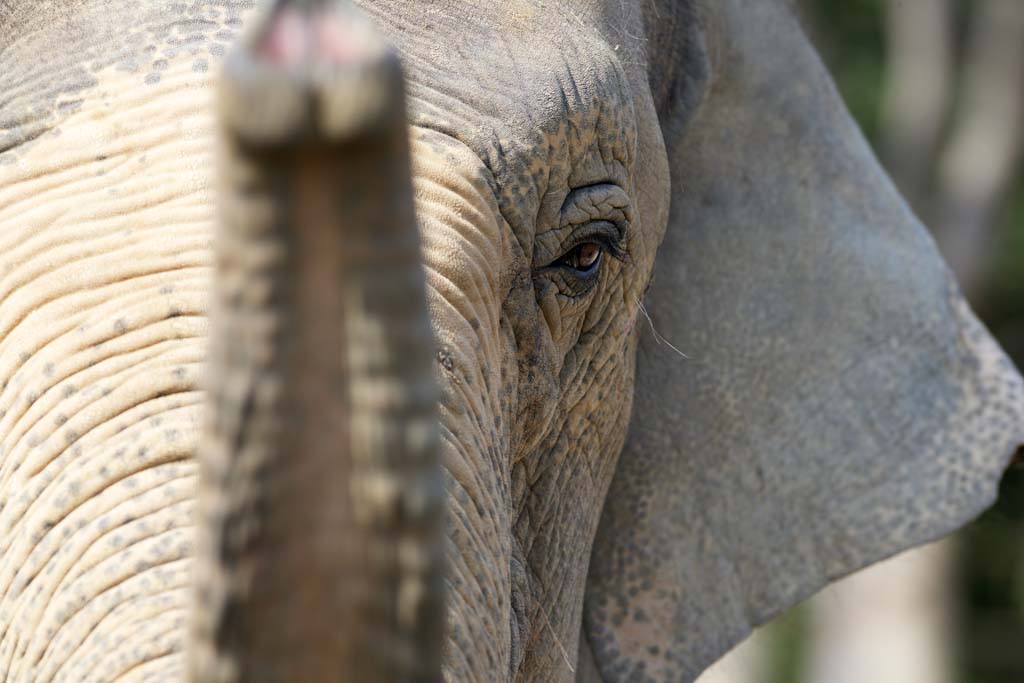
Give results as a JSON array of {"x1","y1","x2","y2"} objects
[{"x1": 1, "y1": 0, "x2": 1022, "y2": 681}]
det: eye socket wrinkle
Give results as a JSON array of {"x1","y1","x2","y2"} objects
[
  {"x1": 543, "y1": 182, "x2": 633, "y2": 269},
  {"x1": 531, "y1": 181, "x2": 633, "y2": 300},
  {"x1": 559, "y1": 183, "x2": 633, "y2": 227}
]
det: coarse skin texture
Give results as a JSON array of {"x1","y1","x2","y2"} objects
[{"x1": 0, "y1": 1, "x2": 1021, "y2": 683}]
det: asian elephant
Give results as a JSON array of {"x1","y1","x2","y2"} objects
[{"x1": 1, "y1": 0, "x2": 1022, "y2": 682}]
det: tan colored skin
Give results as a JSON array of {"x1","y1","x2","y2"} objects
[{"x1": 0, "y1": 1, "x2": 1021, "y2": 682}]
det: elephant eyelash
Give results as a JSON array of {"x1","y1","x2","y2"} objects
[
  {"x1": 551, "y1": 221, "x2": 630, "y2": 270},
  {"x1": 596, "y1": 233, "x2": 629, "y2": 263}
]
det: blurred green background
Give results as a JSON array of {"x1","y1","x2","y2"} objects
[{"x1": 704, "y1": 2, "x2": 1024, "y2": 682}]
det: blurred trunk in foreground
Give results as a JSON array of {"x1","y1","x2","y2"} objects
[{"x1": 190, "y1": 3, "x2": 445, "y2": 681}]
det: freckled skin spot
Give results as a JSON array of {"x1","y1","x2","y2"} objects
[{"x1": 437, "y1": 348, "x2": 456, "y2": 373}]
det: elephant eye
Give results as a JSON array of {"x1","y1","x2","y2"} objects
[
  {"x1": 558, "y1": 242, "x2": 603, "y2": 273},
  {"x1": 534, "y1": 182, "x2": 632, "y2": 299},
  {"x1": 547, "y1": 220, "x2": 627, "y2": 278}
]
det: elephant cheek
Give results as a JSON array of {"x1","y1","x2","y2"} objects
[{"x1": 409, "y1": 132, "x2": 516, "y2": 681}]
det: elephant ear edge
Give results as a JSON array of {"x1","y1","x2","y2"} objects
[{"x1": 583, "y1": 1, "x2": 1024, "y2": 681}]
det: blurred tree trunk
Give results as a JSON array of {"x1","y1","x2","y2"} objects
[
  {"x1": 878, "y1": 0, "x2": 954, "y2": 210},
  {"x1": 696, "y1": 630, "x2": 772, "y2": 683},
  {"x1": 929, "y1": 0, "x2": 1024, "y2": 301},
  {"x1": 803, "y1": 542, "x2": 955, "y2": 683}
]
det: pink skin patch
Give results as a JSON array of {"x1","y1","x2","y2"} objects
[
  {"x1": 258, "y1": 6, "x2": 368, "y2": 66},
  {"x1": 259, "y1": 7, "x2": 306, "y2": 65}
]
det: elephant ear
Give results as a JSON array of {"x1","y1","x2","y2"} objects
[{"x1": 583, "y1": 1, "x2": 1024, "y2": 681}]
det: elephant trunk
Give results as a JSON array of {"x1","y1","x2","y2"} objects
[{"x1": 189, "y1": 2, "x2": 444, "y2": 681}]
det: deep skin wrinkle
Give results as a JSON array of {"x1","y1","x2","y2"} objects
[
  {"x1": 1, "y1": 2, "x2": 666, "y2": 678},
  {"x1": 385, "y1": 6, "x2": 672, "y2": 673},
  {"x1": 3, "y1": 2, "x2": 1023, "y2": 682}
]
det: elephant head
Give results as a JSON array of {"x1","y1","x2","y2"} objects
[{"x1": 0, "y1": 0, "x2": 1021, "y2": 682}]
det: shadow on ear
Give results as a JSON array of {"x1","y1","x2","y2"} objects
[{"x1": 583, "y1": 1, "x2": 1024, "y2": 681}]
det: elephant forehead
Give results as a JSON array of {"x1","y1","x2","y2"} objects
[
  {"x1": 358, "y1": 1, "x2": 641, "y2": 244},
  {"x1": 0, "y1": 1, "x2": 256, "y2": 166}
]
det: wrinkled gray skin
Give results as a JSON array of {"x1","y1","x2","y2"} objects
[{"x1": 1, "y1": 1, "x2": 1022, "y2": 682}]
